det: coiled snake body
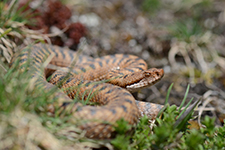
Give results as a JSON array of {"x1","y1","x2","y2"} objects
[{"x1": 11, "y1": 43, "x2": 164, "y2": 139}]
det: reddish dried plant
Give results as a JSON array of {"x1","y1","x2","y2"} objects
[
  {"x1": 66, "y1": 23, "x2": 87, "y2": 45},
  {"x1": 42, "y1": 1, "x2": 71, "y2": 29},
  {"x1": 19, "y1": 0, "x2": 87, "y2": 49}
]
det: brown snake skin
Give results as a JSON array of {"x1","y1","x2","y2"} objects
[{"x1": 11, "y1": 43, "x2": 164, "y2": 139}]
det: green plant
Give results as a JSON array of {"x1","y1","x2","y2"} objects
[
  {"x1": 141, "y1": 0, "x2": 161, "y2": 14},
  {"x1": 111, "y1": 84, "x2": 201, "y2": 149},
  {"x1": 169, "y1": 19, "x2": 204, "y2": 42},
  {"x1": 0, "y1": 0, "x2": 45, "y2": 63}
]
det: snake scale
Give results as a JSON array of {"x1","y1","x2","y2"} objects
[{"x1": 11, "y1": 43, "x2": 164, "y2": 139}]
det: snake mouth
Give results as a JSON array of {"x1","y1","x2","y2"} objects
[
  {"x1": 126, "y1": 76, "x2": 161, "y2": 91},
  {"x1": 125, "y1": 68, "x2": 164, "y2": 92}
]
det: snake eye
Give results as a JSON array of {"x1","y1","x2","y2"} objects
[{"x1": 145, "y1": 72, "x2": 151, "y2": 77}]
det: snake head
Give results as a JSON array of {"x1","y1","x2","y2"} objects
[
  {"x1": 126, "y1": 68, "x2": 164, "y2": 93},
  {"x1": 144, "y1": 68, "x2": 164, "y2": 78}
]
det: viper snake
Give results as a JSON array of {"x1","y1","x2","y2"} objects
[{"x1": 10, "y1": 43, "x2": 164, "y2": 139}]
